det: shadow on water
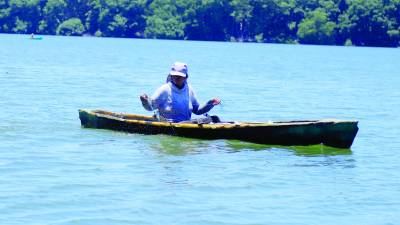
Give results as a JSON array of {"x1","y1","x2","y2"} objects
[
  {"x1": 81, "y1": 128, "x2": 352, "y2": 157},
  {"x1": 149, "y1": 135, "x2": 212, "y2": 156},
  {"x1": 225, "y1": 140, "x2": 352, "y2": 156},
  {"x1": 149, "y1": 135, "x2": 352, "y2": 156},
  {"x1": 227, "y1": 140, "x2": 356, "y2": 168}
]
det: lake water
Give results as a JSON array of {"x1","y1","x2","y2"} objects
[{"x1": 0, "y1": 34, "x2": 399, "y2": 225}]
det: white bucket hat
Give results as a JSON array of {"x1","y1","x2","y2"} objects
[{"x1": 169, "y1": 62, "x2": 188, "y2": 77}]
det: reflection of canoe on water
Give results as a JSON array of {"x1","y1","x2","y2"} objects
[
  {"x1": 30, "y1": 37, "x2": 43, "y2": 40},
  {"x1": 78, "y1": 109, "x2": 359, "y2": 148}
]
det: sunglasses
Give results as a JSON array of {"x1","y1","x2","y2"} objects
[{"x1": 171, "y1": 75, "x2": 186, "y2": 79}]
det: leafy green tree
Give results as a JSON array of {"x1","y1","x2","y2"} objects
[
  {"x1": 249, "y1": 0, "x2": 296, "y2": 43},
  {"x1": 85, "y1": 0, "x2": 101, "y2": 34},
  {"x1": 8, "y1": 0, "x2": 42, "y2": 33},
  {"x1": 107, "y1": 14, "x2": 128, "y2": 36},
  {"x1": 319, "y1": 0, "x2": 340, "y2": 21},
  {"x1": 97, "y1": 7, "x2": 112, "y2": 36},
  {"x1": 338, "y1": 0, "x2": 398, "y2": 47},
  {"x1": 123, "y1": 0, "x2": 146, "y2": 37},
  {"x1": 230, "y1": 0, "x2": 253, "y2": 40},
  {"x1": 39, "y1": 0, "x2": 68, "y2": 34},
  {"x1": 96, "y1": 0, "x2": 146, "y2": 37},
  {"x1": 383, "y1": 0, "x2": 400, "y2": 46},
  {"x1": 56, "y1": 17, "x2": 85, "y2": 35},
  {"x1": 144, "y1": 0, "x2": 185, "y2": 39},
  {"x1": 13, "y1": 17, "x2": 28, "y2": 33},
  {"x1": 184, "y1": 0, "x2": 234, "y2": 41},
  {"x1": 338, "y1": 0, "x2": 348, "y2": 12},
  {"x1": 66, "y1": 0, "x2": 91, "y2": 24},
  {"x1": 0, "y1": 0, "x2": 398, "y2": 47},
  {"x1": 0, "y1": 0, "x2": 12, "y2": 32},
  {"x1": 297, "y1": 8, "x2": 336, "y2": 45}
]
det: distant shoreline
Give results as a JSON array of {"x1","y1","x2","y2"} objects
[
  {"x1": 2, "y1": 32, "x2": 398, "y2": 49},
  {"x1": 0, "y1": 1, "x2": 398, "y2": 48}
]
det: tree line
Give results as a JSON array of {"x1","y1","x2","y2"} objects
[{"x1": 0, "y1": 0, "x2": 399, "y2": 47}]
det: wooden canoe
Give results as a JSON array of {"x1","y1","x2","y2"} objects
[{"x1": 78, "y1": 109, "x2": 359, "y2": 148}]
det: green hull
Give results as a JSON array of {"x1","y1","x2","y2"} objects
[{"x1": 78, "y1": 109, "x2": 359, "y2": 148}]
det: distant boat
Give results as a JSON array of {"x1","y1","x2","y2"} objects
[
  {"x1": 29, "y1": 33, "x2": 43, "y2": 40},
  {"x1": 79, "y1": 109, "x2": 359, "y2": 148}
]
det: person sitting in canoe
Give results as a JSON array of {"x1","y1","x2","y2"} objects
[{"x1": 140, "y1": 62, "x2": 220, "y2": 122}]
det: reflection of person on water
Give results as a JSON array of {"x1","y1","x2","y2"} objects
[{"x1": 140, "y1": 62, "x2": 220, "y2": 122}]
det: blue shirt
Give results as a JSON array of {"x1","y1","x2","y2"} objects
[{"x1": 146, "y1": 82, "x2": 214, "y2": 122}]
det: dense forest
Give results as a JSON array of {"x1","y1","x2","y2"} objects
[{"x1": 0, "y1": 0, "x2": 399, "y2": 47}]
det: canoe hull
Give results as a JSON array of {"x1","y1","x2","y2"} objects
[{"x1": 79, "y1": 109, "x2": 358, "y2": 148}]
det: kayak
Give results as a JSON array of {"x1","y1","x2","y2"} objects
[{"x1": 78, "y1": 109, "x2": 359, "y2": 148}]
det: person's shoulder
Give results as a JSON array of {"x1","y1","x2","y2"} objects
[
  {"x1": 157, "y1": 83, "x2": 171, "y2": 89},
  {"x1": 155, "y1": 83, "x2": 172, "y2": 93},
  {"x1": 187, "y1": 83, "x2": 196, "y2": 92},
  {"x1": 152, "y1": 83, "x2": 171, "y2": 99}
]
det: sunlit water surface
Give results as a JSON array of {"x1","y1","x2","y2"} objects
[{"x1": 1, "y1": 34, "x2": 399, "y2": 225}]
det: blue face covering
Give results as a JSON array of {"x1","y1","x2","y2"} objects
[
  {"x1": 166, "y1": 74, "x2": 188, "y2": 89},
  {"x1": 166, "y1": 73, "x2": 189, "y2": 83}
]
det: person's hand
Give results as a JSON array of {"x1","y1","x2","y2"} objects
[
  {"x1": 140, "y1": 93, "x2": 154, "y2": 111},
  {"x1": 140, "y1": 93, "x2": 149, "y2": 102},
  {"x1": 209, "y1": 98, "x2": 221, "y2": 106}
]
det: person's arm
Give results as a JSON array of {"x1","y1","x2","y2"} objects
[
  {"x1": 193, "y1": 101, "x2": 213, "y2": 115},
  {"x1": 190, "y1": 87, "x2": 220, "y2": 115},
  {"x1": 140, "y1": 85, "x2": 167, "y2": 111}
]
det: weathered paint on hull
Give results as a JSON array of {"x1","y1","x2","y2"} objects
[{"x1": 79, "y1": 109, "x2": 359, "y2": 148}]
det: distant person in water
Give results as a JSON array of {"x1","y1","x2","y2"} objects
[
  {"x1": 140, "y1": 62, "x2": 220, "y2": 122},
  {"x1": 30, "y1": 33, "x2": 34, "y2": 39}
]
